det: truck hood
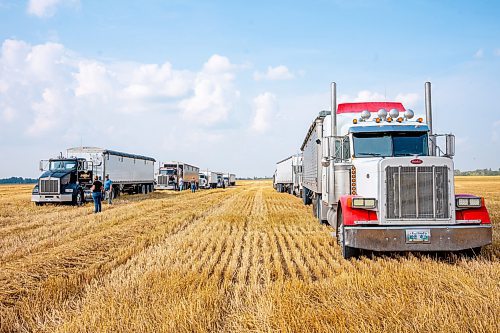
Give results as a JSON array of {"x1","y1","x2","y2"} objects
[{"x1": 39, "y1": 170, "x2": 72, "y2": 179}]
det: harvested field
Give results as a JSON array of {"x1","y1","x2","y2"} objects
[{"x1": 0, "y1": 177, "x2": 499, "y2": 333}]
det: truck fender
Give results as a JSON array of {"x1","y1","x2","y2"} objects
[
  {"x1": 337, "y1": 195, "x2": 378, "y2": 226},
  {"x1": 455, "y1": 194, "x2": 491, "y2": 224}
]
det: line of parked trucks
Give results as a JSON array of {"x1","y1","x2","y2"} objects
[
  {"x1": 31, "y1": 146, "x2": 236, "y2": 206},
  {"x1": 274, "y1": 82, "x2": 492, "y2": 258}
]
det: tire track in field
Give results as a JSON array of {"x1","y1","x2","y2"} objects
[
  {"x1": 50, "y1": 185, "x2": 256, "y2": 333},
  {"x1": 0, "y1": 189, "x2": 239, "y2": 331}
]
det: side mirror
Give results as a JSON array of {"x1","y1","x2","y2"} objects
[
  {"x1": 445, "y1": 134, "x2": 455, "y2": 157},
  {"x1": 321, "y1": 157, "x2": 330, "y2": 167},
  {"x1": 39, "y1": 161, "x2": 43, "y2": 171}
]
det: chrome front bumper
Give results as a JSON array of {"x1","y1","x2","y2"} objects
[
  {"x1": 344, "y1": 224, "x2": 492, "y2": 251},
  {"x1": 31, "y1": 194, "x2": 73, "y2": 203}
]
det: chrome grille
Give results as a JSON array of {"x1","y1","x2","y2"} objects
[
  {"x1": 157, "y1": 175, "x2": 169, "y2": 185},
  {"x1": 386, "y1": 166, "x2": 449, "y2": 219},
  {"x1": 40, "y1": 178, "x2": 60, "y2": 194}
]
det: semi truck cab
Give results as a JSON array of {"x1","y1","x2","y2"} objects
[
  {"x1": 32, "y1": 157, "x2": 93, "y2": 205},
  {"x1": 302, "y1": 82, "x2": 492, "y2": 258}
]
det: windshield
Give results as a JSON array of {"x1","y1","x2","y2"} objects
[
  {"x1": 160, "y1": 169, "x2": 176, "y2": 175},
  {"x1": 49, "y1": 160, "x2": 77, "y2": 171},
  {"x1": 353, "y1": 132, "x2": 428, "y2": 157}
]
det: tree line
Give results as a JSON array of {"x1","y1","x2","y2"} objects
[
  {"x1": 0, "y1": 177, "x2": 38, "y2": 184},
  {"x1": 455, "y1": 168, "x2": 500, "y2": 176}
]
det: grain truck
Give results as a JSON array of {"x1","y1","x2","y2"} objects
[
  {"x1": 274, "y1": 154, "x2": 303, "y2": 196},
  {"x1": 32, "y1": 147, "x2": 156, "y2": 205},
  {"x1": 155, "y1": 162, "x2": 199, "y2": 190},
  {"x1": 301, "y1": 82, "x2": 492, "y2": 258},
  {"x1": 227, "y1": 173, "x2": 236, "y2": 186},
  {"x1": 199, "y1": 170, "x2": 218, "y2": 189}
]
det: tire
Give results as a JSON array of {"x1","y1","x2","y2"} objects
[
  {"x1": 74, "y1": 190, "x2": 84, "y2": 206},
  {"x1": 35, "y1": 202, "x2": 43, "y2": 206},
  {"x1": 337, "y1": 208, "x2": 359, "y2": 260},
  {"x1": 141, "y1": 185, "x2": 146, "y2": 194}
]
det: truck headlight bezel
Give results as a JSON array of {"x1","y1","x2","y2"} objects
[
  {"x1": 351, "y1": 197, "x2": 377, "y2": 209},
  {"x1": 456, "y1": 196, "x2": 482, "y2": 208}
]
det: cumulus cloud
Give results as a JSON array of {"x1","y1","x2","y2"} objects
[
  {"x1": 474, "y1": 48, "x2": 484, "y2": 59},
  {"x1": 27, "y1": 0, "x2": 78, "y2": 17},
  {"x1": 253, "y1": 65, "x2": 294, "y2": 81},
  {"x1": 339, "y1": 90, "x2": 419, "y2": 109},
  {"x1": 179, "y1": 55, "x2": 240, "y2": 126},
  {"x1": 251, "y1": 92, "x2": 277, "y2": 132},
  {"x1": 394, "y1": 92, "x2": 419, "y2": 109},
  {"x1": 0, "y1": 39, "x2": 240, "y2": 139}
]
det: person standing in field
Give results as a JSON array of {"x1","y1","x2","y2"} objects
[
  {"x1": 179, "y1": 177, "x2": 184, "y2": 191},
  {"x1": 191, "y1": 177, "x2": 196, "y2": 193},
  {"x1": 104, "y1": 174, "x2": 113, "y2": 205},
  {"x1": 91, "y1": 175, "x2": 103, "y2": 213}
]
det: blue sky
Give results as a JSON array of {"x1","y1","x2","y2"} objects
[{"x1": 0, "y1": 0, "x2": 499, "y2": 177}]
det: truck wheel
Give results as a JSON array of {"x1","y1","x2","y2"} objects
[
  {"x1": 35, "y1": 202, "x2": 44, "y2": 206},
  {"x1": 74, "y1": 190, "x2": 84, "y2": 206},
  {"x1": 141, "y1": 185, "x2": 146, "y2": 194},
  {"x1": 337, "y1": 209, "x2": 359, "y2": 260}
]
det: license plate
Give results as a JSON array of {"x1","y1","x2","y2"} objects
[{"x1": 405, "y1": 229, "x2": 431, "y2": 243}]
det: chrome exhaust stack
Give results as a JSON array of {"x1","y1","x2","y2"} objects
[
  {"x1": 328, "y1": 82, "x2": 337, "y2": 205},
  {"x1": 425, "y1": 82, "x2": 436, "y2": 156}
]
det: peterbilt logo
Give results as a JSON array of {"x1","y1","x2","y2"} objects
[{"x1": 410, "y1": 158, "x2": 423, "y2": 164}]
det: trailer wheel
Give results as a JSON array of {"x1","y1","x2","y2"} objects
[
  {"x1": 337, "y1": 208, "x2": 359, "y2": 260},
  {"x1": 141, "y1": 185, "x2": 146, "y2": 194}
]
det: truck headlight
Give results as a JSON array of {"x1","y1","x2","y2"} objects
[
  {"x1": 33, "y1": 187, "x2": 39, "y2": 193},
  {"x1": 456, "y1": 196, "x2": 482, "y2": 208},
  {"x1": 351, "y1": 197, "x2": 377, "y2": 209},
  {"x1": 65, "y1": 189, "x2": 74, "y2": 193}
]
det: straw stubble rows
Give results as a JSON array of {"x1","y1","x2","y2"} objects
[{"x1": 0, "y1": 178, "x2": 499, "y2": 332}]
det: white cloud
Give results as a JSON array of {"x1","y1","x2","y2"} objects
[
  {"x1": 0, "y1": 38, "x2": 241, "y2": 140},
  {"x1": 338, "y1": 90, "x2": 419, "y2": 109},
  {"x1": 27, "y1": 0, "x2": 78, "y2": 17},
  {"x1": 251, "y1": 92, "x2": 277, "y2": 132},
  {"x1": 74, "y1": 61, "x2": 114, "y2": 97},
  {"x1": 254, "y1": 65, "x2": 294, "y2": 81},
  {"x1": 474, "y1": 48, "x2": 484, "y2": 59},
  {"x1": 394, "y1": 92, "x2": 419, "y2": 109},
  {"x1": 179, "y1": 55, "x2": 240, "y2": 125}
]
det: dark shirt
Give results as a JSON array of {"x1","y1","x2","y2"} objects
[{"x1": 93, "y1": 180, "x2": 103, "y2": 193}]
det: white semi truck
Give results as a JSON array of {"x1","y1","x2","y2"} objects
[
  {"x1": 32, "y1": 147, "x2": 156, "y2": 205},
  {"x1": 199, "y1": 170, "x2": 218, "y2": 189},
  {"x1": 155, "y1": 162, "x2": 199, "y2": 190},
  {"x1": 301, "y1": 82, "x2": 492, "y2": 258},
  {"x1": 274, "y1": 154, "x2": 303, "y2": 196}
]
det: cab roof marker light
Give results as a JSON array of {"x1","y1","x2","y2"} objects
[
  {"x1": 404, "y1": 109, "x2": 414, "y2": 119},
  {"x1": 377, "y1": 108, "x2": 388, "y2": 120},
  {"x1": 386, "y1": 117, "x2": 393, "y2": 122},
  {"x1": 397, "y1": 117, "x2": 403, "y2": 123},
  {"x1": 417, "y1": 117, "x2": 423, "y2": 123},
  {"x1": 389, "y1": 108, "x2": 399, "y2": 118},
  {"x1": 360, "y1": 110, "x2": 371, "y2": 120},
  {"x1": 352, "y1": 118, "x2": 358, "y2": 124}
]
